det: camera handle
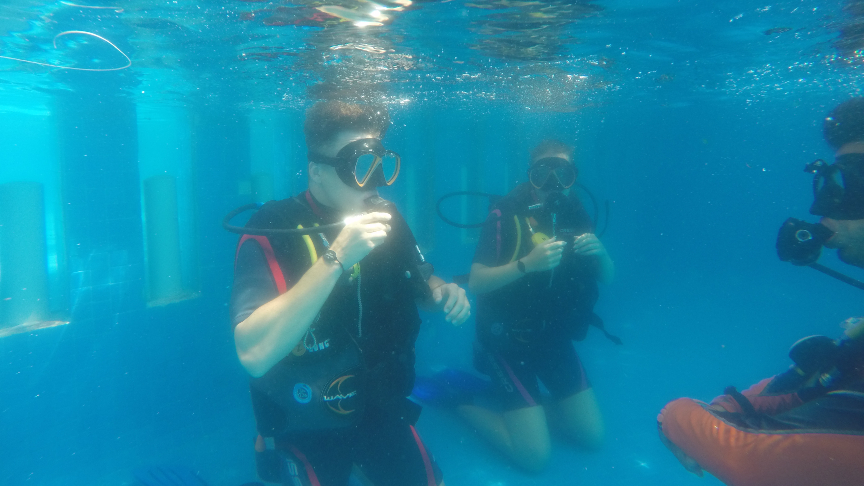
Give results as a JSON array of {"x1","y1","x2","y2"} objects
[{"x1": 807, "y1": 263, "x2": 864, "y2": 292}]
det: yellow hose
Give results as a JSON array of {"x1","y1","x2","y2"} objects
[
  {"x1": 509, "y1": 216, "x2": 522, "y2": 263},
  {"x1": 297, "y1": 224, "x2": 318, "y2": 265}
]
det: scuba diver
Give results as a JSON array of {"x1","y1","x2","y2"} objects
[
  {"x1": 228, "y1": 101, "x2": 469, "y2": 486},
  {"x1": 454, "y1": 139, "x2": 615, "y2": 472},
  {"x1": 658, "y1": 98, "x2": 864, "y2": 486}
]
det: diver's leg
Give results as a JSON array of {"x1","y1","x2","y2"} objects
[
  {"x1": 457, "y1": 403, "x2": 552, "y2": 472},
  {"x1": 551, "y1": 388, "x2": 605, "y2": 450},
  {"x1": 354, "y1": 405, "x2": 444, "y2": 486},
  {"x1": 459, "y1": 344, "x2": 552, "y2": 471},
  {"x1": 536, "y1": 339, "x2": 604, "y2": 450},
  {"x1": 275, "y1": 430, "x2": 353, "y2": 486},
  {"x1": 463, "y1": 343, "x2": 551, "y2": 471}
]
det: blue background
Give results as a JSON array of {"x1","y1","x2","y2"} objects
[{"x1": 1, "y1": 0, "x2": 863, "y2": 485}]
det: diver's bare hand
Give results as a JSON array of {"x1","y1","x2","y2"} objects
[
  {"x1": 329, "y1": 212, "x2": 391, "y2": 269},
  {"x1": 431, "y1": 283, "x2": 471, "y2": 326},
  {"x1": 522, "y1": 237, "x2": 566, "y2": 272},
  {"x1": 572, "y1": 233, "x2": 607, "y2": 258}
]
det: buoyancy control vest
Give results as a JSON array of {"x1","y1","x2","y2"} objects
[
  {"x1": 236, "y1": 193, "x2": 428, "y2": 436},
  {"x1": 476, "y1": 185, "x2": 604, "y2": 348}
]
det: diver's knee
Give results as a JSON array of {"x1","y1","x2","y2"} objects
[
  {"x1": 511, "y1": 433, "x2": 552, "y2": 472},
  {"x1": 577, "y1": 425, "x2": 604, "y2": 451},
  {"x1": 558, "y1": 390, "x2": 605, "y2": 450},
  {"x1": 514, "y1": 447, "x2": 551, "y2": 473},
  {"x1": 575, "y1": 415, "x2": 605, "y2": 450}
]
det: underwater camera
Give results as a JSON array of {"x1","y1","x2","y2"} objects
[
  {"x1": 776, "y1": 217, "x2": 835, "y2": 266},
  {"x1": 776, "y1": 217, "x2": 864, "y2": 292}
]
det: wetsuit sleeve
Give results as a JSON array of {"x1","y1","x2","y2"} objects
[
  {"x1": 229, "y1": 239, "x2": 280, "y2": 329},
  {"x1": 709, "y1": 376, "x2": 804, "y2": 415}
]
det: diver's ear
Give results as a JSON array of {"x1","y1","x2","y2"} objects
[{"x1": 308, "y1": 160, "x2": 324, "y2": 184}]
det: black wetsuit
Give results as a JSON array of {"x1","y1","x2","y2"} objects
[
  {"x1": 230, "y1": 191, "x2": 442, "y2": 486},
  {"x1": 472, "y1": 183, "x2": 600, "y2": 410}
]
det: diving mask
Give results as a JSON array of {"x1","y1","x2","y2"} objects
[
  {"x1": 807, "y1": 154, "x2": 864, "y2": 220},
  {"x1": 310, "y1": 138, "x2": 401, "y2": 190},
  {"x1": 529, "y1": 157, "x2": 577, "y2": 190}
]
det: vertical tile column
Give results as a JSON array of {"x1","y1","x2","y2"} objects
[
  {"x1": 462, "y1": 111, "x2": 488, "y2": 245},
  {"x1": 402, "y1": 106, "x2": 438, "y2": 253},
  {"x1": 190, "y1": 106, "x2": 250, "y2": 299},
  {"x1": 138, "y1": 105, "x2": 197, "y2": 303},
  {"x1": 0, "y1": 182, "x2": 49, "y2": 328}
]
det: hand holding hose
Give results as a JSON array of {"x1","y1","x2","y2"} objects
[{"x1": 521, "y1": 237, "x2": 566, "y2": 273}]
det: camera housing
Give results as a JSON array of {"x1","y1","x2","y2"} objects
[{"x1": 776, "y1": 218, "x2": 835, "y2": 266}]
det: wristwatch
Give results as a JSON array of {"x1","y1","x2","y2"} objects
[
  {"x1": 516, "y1": 260, "x2": 526, "y2": 274},
  {"x1": 323, "y1": 249, "x2": 345, "y2": 271}
]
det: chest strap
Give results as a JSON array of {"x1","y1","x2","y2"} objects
[{"x1": 235, "y1": 235, "x2": 288, "y2": 294}]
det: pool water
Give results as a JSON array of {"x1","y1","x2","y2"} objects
[{"x1": 1, "y1": 1, "x2": 862, "y2": 485}]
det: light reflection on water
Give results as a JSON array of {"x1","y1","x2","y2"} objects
[{"x1": 0, "y1": 0, "x2": 860, "y2": 111}]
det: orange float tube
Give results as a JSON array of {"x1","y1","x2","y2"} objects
[{"x1": 660, "y1": 397, "x2": 864, "y2": 486}]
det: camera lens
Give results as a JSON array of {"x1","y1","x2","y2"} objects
[{"x1": 795, "y1": 229, "x2": 813, "y2": 243}]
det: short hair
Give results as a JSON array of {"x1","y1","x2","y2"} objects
[
  {"x1": 824, "y1": 98, "x2": 864, "y2": 149},
  {"x1": 530, "y1": 139, "x2": 575, "y2": 165},
  {"x1": 304, "y1": 101, "x2": 390, "y2": 155}
]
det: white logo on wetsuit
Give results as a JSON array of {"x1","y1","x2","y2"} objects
[
  {"x1": 283, "y1": 459, "x2": 303, "y2": 486},
  {"x1": 293, "y1": 383, "x2": 313, "y2": 404},
  {"x1": 483, "y1": 351, "x2": 514, "y2": 393},
  {"x1": 303, "y1": 327, "x2": 330, "y2": 353}
]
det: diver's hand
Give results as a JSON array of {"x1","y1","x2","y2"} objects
[
  {"x1": 572, "y1": 233, "x2": 607, "y2": 258},
  {"x1": 522, "y1": 237, "x2": 566, "y2": 272},
  {"x1": 329, "y1": 212, "x2": 391, "y2": 269},
  {"x1": 431, "y1": 283, "x2": 471, "y2": 325}
]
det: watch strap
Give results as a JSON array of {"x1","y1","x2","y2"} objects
[{"x1": 323, "y1": 249, "x2": 345, "y2": 271}]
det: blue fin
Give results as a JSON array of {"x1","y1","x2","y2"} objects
[
  {"x1": 133, "y1": 465, "x2": 208, "y2": 486},
  {"x1": 412, "y1": 368, "x2": 490, "y2": 407}
]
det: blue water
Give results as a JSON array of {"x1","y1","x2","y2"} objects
[{"x1": 1, "y1": 0, "x2": 863, "y2": 485}]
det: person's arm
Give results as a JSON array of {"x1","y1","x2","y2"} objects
[
  {"x1": 234, "y1": 213, "x2": 391, "y2": 378},
  {"x1": 234, "y1": 258, "x2": 344, "y2": 378},
  {"x1": 571, "y1": 233, "x2": 614, "y2": 284},
  {"x1": 468, "y1": 238, "x2": 567, "y2": 294},
  {"x1": 418, "y1": 274, "x2": 471, "y2": 325}
]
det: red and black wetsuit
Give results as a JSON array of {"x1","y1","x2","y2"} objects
[{"x1": 230, "y1": 191, "x2": 442, "y2": 486}]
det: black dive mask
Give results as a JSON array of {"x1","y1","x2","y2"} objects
[
  {"x1": 808, "y1": 154, "x2": 864, "y2": 220},
  {"x1": 310, "y1": 138, "x2": 401, "y2": 190},
  {"x1": 529, "y1": 157, "x2": 577, "y2": 191}
]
